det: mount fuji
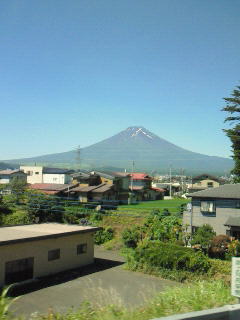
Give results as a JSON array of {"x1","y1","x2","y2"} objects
[{"x1": 4, "y1": 126, "x2": 233, "y2": 174}]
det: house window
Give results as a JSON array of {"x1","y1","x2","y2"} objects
[
  {"x1": 27, "y1": 171, "x2": 33, "y2": 176},
  {"x1": 200, "y1": 201, "x2": 215, "y2": 213},
  {"x1": 77, "y1": 243, "x2": 87, "y2": 255},
  {"x1": 192, "y1": 226, "x2": 199, "y2": 234},
  {"x1": 236, "y1": 201, "x2": 240, "y2": 208},
  {"x1": 35, "y1": 172, "x2": 39, "y2": 175},
  {"x1": 207, "y1": 182, "x2": 213, "y2": 188},
  {"x1": 48, "y1": 249, "x2": 60, "y2": 261}
]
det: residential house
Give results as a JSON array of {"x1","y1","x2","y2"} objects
[
  {"x1": 71, "y1": 171, "x2": 101, "y2": 186},
  {"x1": 91, "y1": 171, "x2": 131, "y2": 202},
  {"x1": 20, "y1": 166, "x2": 74, "y2": 184},
  {"x1": 183, "y1": 184, "x2": 240, "y2": 238},
  {"x1": 0, "y1": 223, "x2": 100, "y2": 287},
  {"x1": 0, "y1": 169, "x2": 27, "y2": 185},
  {"x1": 129, "y1": 173, "x2": 163, "y2": 201},
  {"x1": 188, "y1": 173, "x2": 224, "y2": 193},
  {"x1": 69, "y1": 183, "x2": 116, "y2": 203}
]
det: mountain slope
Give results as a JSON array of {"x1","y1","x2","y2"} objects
[{"x1": 3, "y1": 127, "x2": 233, "y2": 174}]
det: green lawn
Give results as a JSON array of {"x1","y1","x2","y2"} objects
[{"x1": 118, "y1": 199, "x2": 190, "y2": 214}]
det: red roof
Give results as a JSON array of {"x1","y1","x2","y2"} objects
[
  {"x1": 130, "y1": 173, "x2": 152, "y2": 180},
  {"x1": 151, "y1": 187, "x2": 165, "y2": 192}
]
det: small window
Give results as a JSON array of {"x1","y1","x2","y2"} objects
[
  {"x1": 35, "y1": 172, "x2": 39, "y2": 175},
  {"x1": 200, "y1": 201, "x2": 215, "y2": 213},
  {"x1": 192, "y1": 226, "x2": 199, "y2": 234},
  {"x1": 207, "y1": 182, "x2": 213, "y2": 188},
  {"x1": 48, "y1": 249, "x2": 60, "y2": 261},
  {"x1": 77, "y1": 243, "x2": 87, "y2": 255}
]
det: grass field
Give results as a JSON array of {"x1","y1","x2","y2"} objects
[{"x1": 118, "y1": 198, "x2": 189, "y2": 214}]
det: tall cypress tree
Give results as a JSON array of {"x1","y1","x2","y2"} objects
[{"x1": 222, "y1": 85, "x2": 240, "y2": 180}]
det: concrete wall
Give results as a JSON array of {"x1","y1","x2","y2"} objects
[
  {"x1": 43, "y1": 173, "x2": 70, "y2": 184},
  {"x1": 0, "y1": 232, "x2": 95, "y2": 286},
  {"x1": 183, "y1": 198, "x2": 240, "y2": 234},
  {"x1": 20, "y1": 166, "x2": 43, "y2": 184}
]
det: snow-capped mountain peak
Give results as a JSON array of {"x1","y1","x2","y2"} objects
[{"x1": 126, "y1": 126, "x2": 154, "y2": 139}]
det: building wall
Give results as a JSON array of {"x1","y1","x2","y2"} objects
[
  {"x1": 183, "y1": 198, "x2": 240, "y2": 235},
  {"x1": 100, "y1": 177, "x2": 113, "y2": 185},
  {"x1": 192, "y1": 179, "x2": 220, "y2": 189},
  {"x1": 20, "y1": 166, "x2": 43, "y2": 184},
  {"x1": 0, "y1": 232, "x2": 94, "y2": 287},
  {"x1": 0, "y1": 178, "x2": 10, "y2": 184},
  {"x1": 121, "y1": 177, "x2": 130, "y2": 191},
  {"x1": 43, "y1": 173, "x2": 71, "y2": 184}
]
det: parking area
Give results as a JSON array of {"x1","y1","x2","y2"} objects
[{"x1": 12, "y1": 246, "x2": 179, "y2": 318}]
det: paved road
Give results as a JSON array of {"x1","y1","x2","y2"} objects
[{"x1": 11, "y1": 246, "x2": 179, "y2": 318}]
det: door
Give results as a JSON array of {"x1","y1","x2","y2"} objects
[{"x1": 5, "y1": 257, "x2": 34, "y2": 285}]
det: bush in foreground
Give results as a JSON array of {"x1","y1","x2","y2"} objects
[{"x1": 125, "y1": 240, "x2": 211, "y2": 275}]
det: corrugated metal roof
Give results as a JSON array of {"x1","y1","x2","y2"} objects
[{"x1": 187, "y1": 184, "x2": 240, "y2": 199}]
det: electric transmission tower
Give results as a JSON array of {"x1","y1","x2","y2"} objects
[{"x1": 75, "y1": 145, "x2": 81, "y2": 171}]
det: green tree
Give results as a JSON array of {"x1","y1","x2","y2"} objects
[
  {"x1": 191, "y1": 224, "x2": 216, "y2": 252},
  {"x1": 27, "y1": 194, "x2": 65, "y2": 223},
  {"x1": 222, "y1": 85, "x2": 240, "y2": 180},
  {"x1": 9, "y1": 176, "x2": 28, "y2": 204}
]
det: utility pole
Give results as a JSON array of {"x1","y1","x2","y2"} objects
[
  {"x1": 169, "y1": 165, "x2": 172, "y2": 198},
  {"x1": 130, "y1": 160, "x2": 135, "y2": 191},
  {"x1": 181, "y1": 168, "x2": 184, "y2": 194},
  {"x1": 76, "y1": 145, "x2": 81, "y2": 171}
]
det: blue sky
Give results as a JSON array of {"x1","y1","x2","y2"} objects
[{"x1": 0, "y1": 0, "x2": 239, "y2": 159}]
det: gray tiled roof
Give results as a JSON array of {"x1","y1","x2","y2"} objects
[{"x1": 187, "y1": 183, "x2": 240, "y2": 199}]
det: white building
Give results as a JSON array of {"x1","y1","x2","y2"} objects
[
  {"x1": 0, "y1": 223, "x2": 100, "y2": 287},
  {"x1": 20, "y1": 166, "x2": 73, "y2": 185}
]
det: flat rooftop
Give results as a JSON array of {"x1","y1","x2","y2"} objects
[{"x1": 0, "y1": 223, "x2": 101, "y2": 246}]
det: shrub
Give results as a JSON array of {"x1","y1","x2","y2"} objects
[
  {"x1": 209, "y1": 235, "x2": 231, "y2": 259},
  {"x1": 3, "y1": 211, "x2": 34, "y2": 225},
  {"x1": 27, "y1": 195, "x2": 64, "y2": 223},
  {"x1": 126, "y1": 240, "x2": 211, "y2": 275},
  {"x1": 121, "y1": 226, "x2": 143, "y2": 248},
  {"x1": 94, "y1": 227, "x2": 114, "y2": 245},
  {"x1": 228, "y1": 239, "x2": 240, "y2": 257},
  {"x1": 191, "y1": 224, "x2": 216, "y2": 252}
]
